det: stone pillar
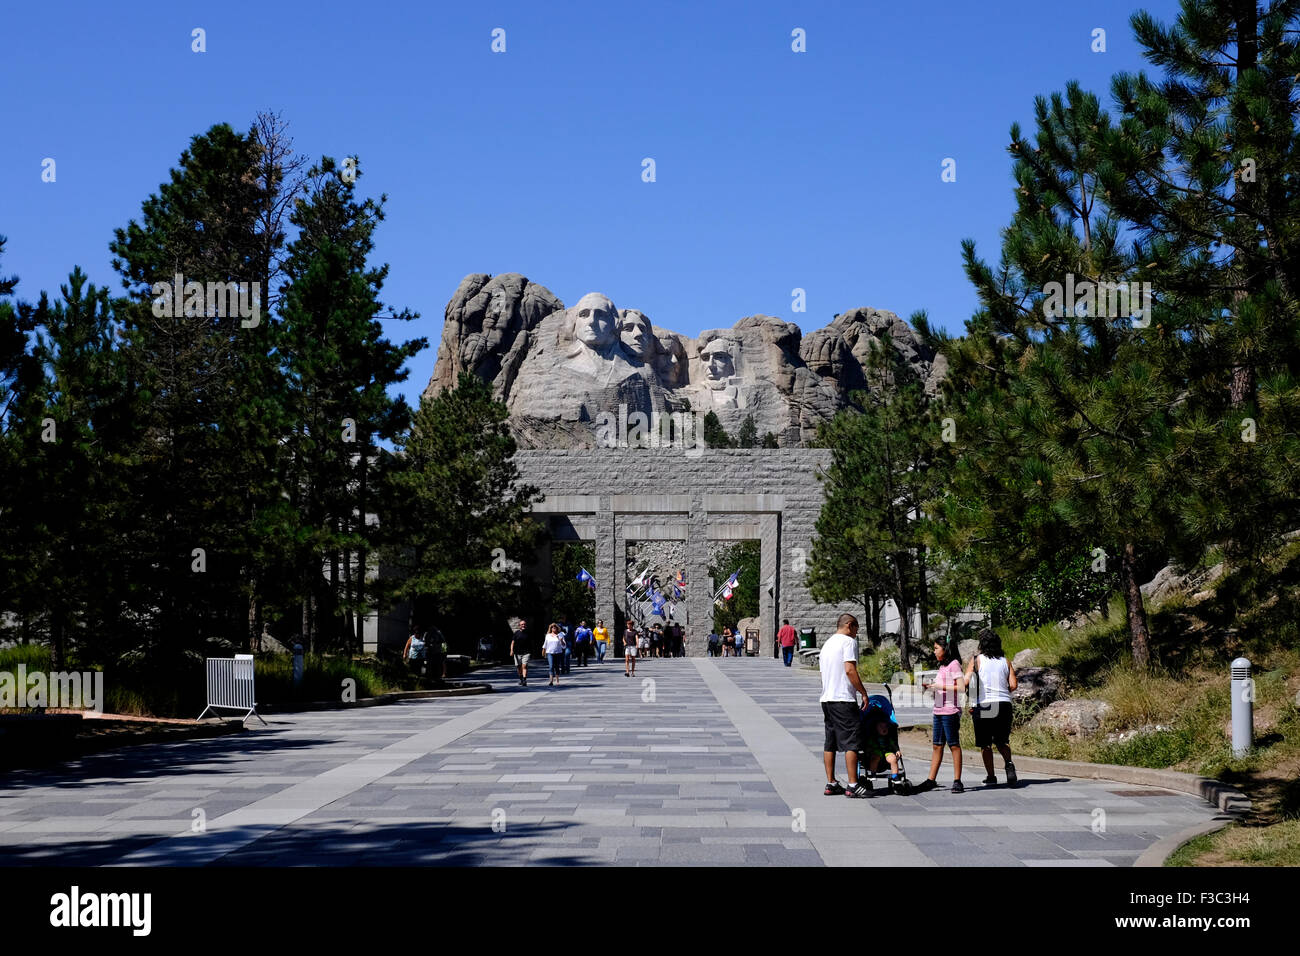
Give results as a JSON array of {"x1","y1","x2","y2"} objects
[
  {"x1": 594, "y1": 503, "x2": 616, "y2": 634},
  {"x1": 613, "y1": 514, "x2": 629, "y2": 634},
  {"x1": 760, "y1": 512, "x2": 779, "y2": 654},
  {"x1": 686, "y1": 495, "x2": 711, "y2": 656}
]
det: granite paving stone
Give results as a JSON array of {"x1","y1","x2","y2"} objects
[{"x1": 0, "y1": 658, "x2": 1221, "y2": 866}]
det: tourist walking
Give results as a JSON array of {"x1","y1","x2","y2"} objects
[
  {"x1": 964, "y1": 629, "x2": 1018, "y2": 786},
  {"x1": 558, "y1": 617, "x2": 572, "y2": 674},
  {"x1": 402, "y1": 628, "x2": 427, "y2": 679},
  {"x1": 778, "y1": 619, "x2": 798, "y2": 667},
  {"x1": 543, "y1": 623, "x2": 566, "y2": 687},
  {"x1": 820, "y1": 613, "x2": 871, "y2": 798},
  {"x1": 672, "y1": 622, "x2": 685, "y2": 657},
  {"x1": 594, "y1": 619, "x2": 610, "y2": 663},
  {"x1": 509, "y1": 619, "x2": 531, "y2": 687},
  {"x1": 638, "y1": 626, "x2": 650, "y2": 659},
  {"x1": 574, "y1": 620, "x2": 593, "y2": 667},
  {"x1": 707, "y1": 630, "x2": 721, "y2": 657},
  {"x1": 624, "y1": 624, "x2": 638, "y2": 677},
  {"x1": 918, "y1": 636, "x2": 965, "y2": 792}
]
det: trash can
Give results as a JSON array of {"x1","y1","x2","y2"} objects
[
  {"x1": 799, "y1": 627, "x2": 817, "y2": 650},
  {"x1": 745, "y1": 629, "x2": 759, "y2": 656}
]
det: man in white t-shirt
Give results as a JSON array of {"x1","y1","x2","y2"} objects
[{"x1": 819, "y1": 613, "x2": 871, "y2": 798}]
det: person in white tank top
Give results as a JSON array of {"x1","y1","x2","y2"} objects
[{"x1": 963, "y1": 629, "x2": 1019, "y2": 786}]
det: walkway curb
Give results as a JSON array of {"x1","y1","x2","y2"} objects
[
  {"x1": 896, "y1": 738, "x2": 1250, "y2": 815},
  {"x1": 895, "y1": 737, "x2": 1251, "y2": 867}
]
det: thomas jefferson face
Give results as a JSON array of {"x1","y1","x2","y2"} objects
[
  {"x1": 619, "y1": 310, "x2": 654, "y2": 359},
  {"x1": 569, "y1": 293, "x2": 619, "y2": 350}
]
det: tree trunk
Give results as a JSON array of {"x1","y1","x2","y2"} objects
[
  {"x1": 865, "y1": 593, "x2": 881, "y2": 649},
  {"x1": 246, "y1": 587, "x2": 257, "y2": 655},
  {"x1": 1120, "y1": 541, "x2": 1151, "y2": 669},
  {"x1": 917, "y1": 544, "x2": 928, "y2": 646},
  {"x1": 890, "y1": 557, "x2": 913, "y2": 673}
]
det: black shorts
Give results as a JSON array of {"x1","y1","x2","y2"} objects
[
  {"x1": 972, "y1": 702, "x2": 1013, "y2": 747},
  {"x1": 822, "y1": 701, "x2": 862, "y2": 753}
]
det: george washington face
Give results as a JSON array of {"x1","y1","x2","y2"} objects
[{"x1": 569, "y1": 293, "x2": 619, "y2": 350}]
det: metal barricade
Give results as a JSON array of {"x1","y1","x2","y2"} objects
[{"x1": 197, "y1": 654, "x2": 267, "y2": 725}]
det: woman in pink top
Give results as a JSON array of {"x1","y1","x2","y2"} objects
[{"x1": 918, "y1": 636, "x2": 965, "y2": 793}]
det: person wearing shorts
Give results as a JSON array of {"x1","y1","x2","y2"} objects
[
  {"x1": 964, "y1": 629, "x2": 1018, "y2": 786},
  {"x1": 819, "y1": 613, "x2": 871, "y2": 798},
  {"x1": 862, "y1": 717, "x2": 902, "y2": 778},
  {"x1": 624, "y1": 625, "x2": 638, "y2": 677},
  {"x1": 509, "y1": 619, "x2": 531, "y2": 687},
  {"x1": 918, "y1": 636, "x2": 965, "y2": 792}
]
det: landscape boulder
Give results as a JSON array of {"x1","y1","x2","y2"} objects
[
  {"x1": 1012, "y1": 648, "x2": 1040, "y2": 669},
  {"x1": 1029, "y1": 699, "x2": 1114, "y2": 737},
  {"x1": 1010, "y1": 666, "x2": 1063, "y2": 706}
]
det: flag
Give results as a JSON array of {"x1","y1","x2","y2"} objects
[
  {"x1": 723, "y1": 585, "x2": 733, "y2": 600},
  {"x1": 650, "y1": 589, "x2": 666, "y2": 614},
  {"x1": 576, "y1": 568, "x2": 596, "y2": 590}
]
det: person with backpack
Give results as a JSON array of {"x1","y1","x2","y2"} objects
[
  {"x1": 964, "y1": 629, "x2": 1019, "y2": 786},
  {"x1": 707, "y1": 630, "x2": 721, "y2": 657}
]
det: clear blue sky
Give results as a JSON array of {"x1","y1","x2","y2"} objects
[{"x1": 2, "y1": 0, "x2": 1183, "y2": 408}]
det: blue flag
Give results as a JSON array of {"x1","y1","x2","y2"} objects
[{"x1": 576, "y1": 568, "x2": 596, "y2": 590}]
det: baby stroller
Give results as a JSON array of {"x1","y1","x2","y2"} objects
[{"x1": 856, "y1": 688, "x2": 913, "y2": 795}]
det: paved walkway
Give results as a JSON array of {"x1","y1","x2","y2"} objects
[{"x1": 0, "y1": 658, "x2": 1220, "y2": 866}]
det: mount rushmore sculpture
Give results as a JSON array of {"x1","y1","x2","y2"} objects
[{"x1": 425, "y1": 273, "x2": 947, "y2": 448}]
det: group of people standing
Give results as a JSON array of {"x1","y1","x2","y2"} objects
[{"x1": 819, "y1": 615, "x2": 1020, "y2": 798}]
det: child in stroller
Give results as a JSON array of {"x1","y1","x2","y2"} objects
[{"x1": 856, "y1": 691, "x2": 913, "y2": 795}]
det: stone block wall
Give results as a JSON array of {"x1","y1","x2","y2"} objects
[{"x1": 515, "y1": 448, "x2": 860, "y2": 656}]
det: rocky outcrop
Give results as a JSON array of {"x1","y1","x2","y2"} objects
[{"x1": 424, "y1": 273, "x2": 944, "y2": 448}]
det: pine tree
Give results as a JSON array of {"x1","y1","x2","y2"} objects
[
  {"x1": 381, "y1": 373, "x2": 541, "y2": 652},
  {"x1": 16, "y1": 272, "x2": 131, "y2": 667},
  {"x1": 736, "y1": 414, "x2": 758, "y2": 448},
  {"x1": 276, "y1": 157, "x2": 425, "y2": 652},
  {"x1": 702, "y1": 411, "x2": 734, "y2": 448},
  {"x1": 110, "y1": 123, "x2": 288, "y2": 658},
  {"x1": 1100, "y1": 0, "x2": 1300, "y2": 562},
  {"x1": 0, "y1": 236, "x2": 43, "y2": 647},
  {"x1": 931, "y1": 81, "x2": 1192, "y2": 669},
  {"x1": 809, "y1": 331, "x2": 944, "y2": 671}
]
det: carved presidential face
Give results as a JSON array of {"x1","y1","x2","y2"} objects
[
  {"x1": 699, "y1": 337, "x2": 739, "y2": 388},
  {"x1": 569, "y1": 293, "x2": 619, "y2": 350},
  {"x1": 619, "y1": 310, "x2": 654, "y2": 359}
]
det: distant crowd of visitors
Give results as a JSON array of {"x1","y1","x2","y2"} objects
[{"x1": 503, "y1": 617, "x2": 689, "y2": 686}]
